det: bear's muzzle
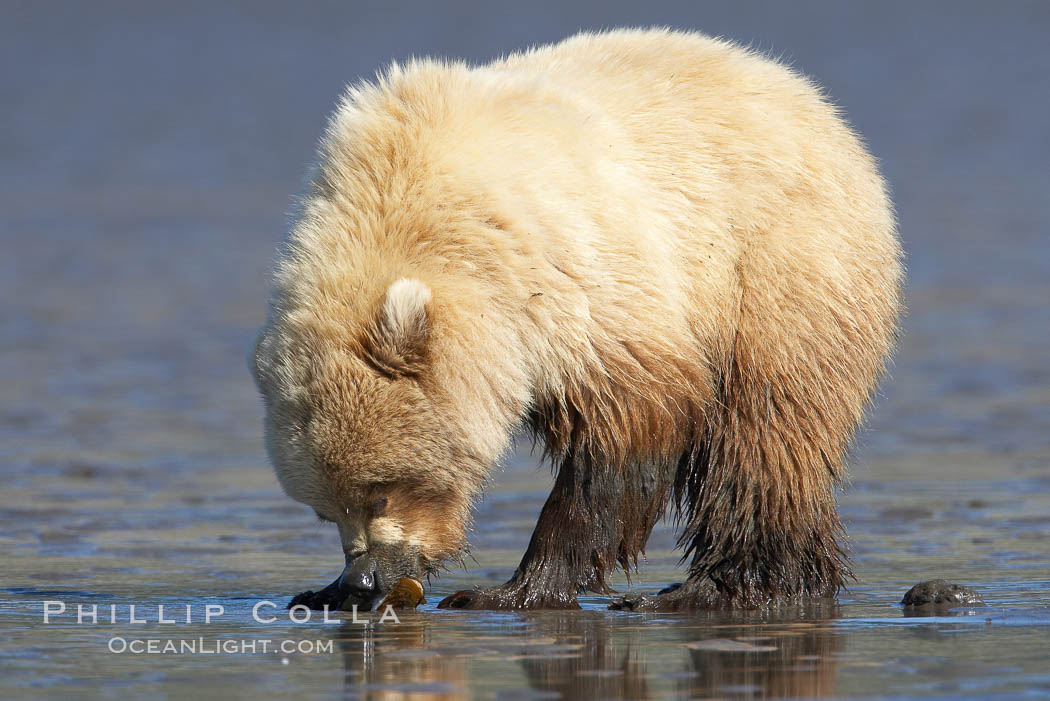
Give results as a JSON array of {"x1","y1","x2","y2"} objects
[{"x1": 338, "y1": 552, "x2": 381, "y2": 608}]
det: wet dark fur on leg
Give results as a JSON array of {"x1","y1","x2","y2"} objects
[
  {"x1": 613, "y1": 342, "x2": 855, "y2": 611},
  {"x1": 438, "y1": 439, "x2": 673, "y2": 609}
]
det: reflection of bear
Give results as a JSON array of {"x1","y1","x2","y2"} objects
[
  {"x1": 335, "y1": 618, "x2": 469, "y2": 700},
  {"x1": 332, "y1": 609, "x2": 841, "y2": 700},
  {"x1": 514, "y1": 610, "x2": 841, "y2": 700},
  {"x1": 684, "y1": 620, "x2": 840, "y2": 698},
  {"x1": 251, "y1": 28, "x2": 902, "y2": 611}
]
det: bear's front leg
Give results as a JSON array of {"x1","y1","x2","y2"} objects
[{"x1": 439, "y1": 450, "x2": 670, "y2": 610}]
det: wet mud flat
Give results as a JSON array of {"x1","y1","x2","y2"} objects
[
  {"x1": 2, "y1": 447, "x2": 1050, "y2": 700},
  {"x1": 3, "y1": 588, "x2": 1050, "y2": 699}
]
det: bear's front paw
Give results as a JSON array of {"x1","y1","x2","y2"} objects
[
  {"x1": 287, "y1": 576, "x2": 351, "y2": 611},
  {"x1": 437, "y1": 581, "x2": 580, "y2": 610}
]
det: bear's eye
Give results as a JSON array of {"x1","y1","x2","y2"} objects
[{"x1": 371, "y1": 496, "x2": 388, "y2": 518}]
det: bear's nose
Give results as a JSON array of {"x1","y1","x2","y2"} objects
[{"x1": 339, "y1": 553, "x2": 380, "y2": 602}]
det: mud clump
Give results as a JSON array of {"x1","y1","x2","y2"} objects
[{"x1": 901, "y1": 580, "x2": 984, "y2": 608}]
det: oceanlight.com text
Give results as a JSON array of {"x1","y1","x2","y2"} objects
[{"x1": 107, "y1": 637, "x2": 335, "y2": 655}]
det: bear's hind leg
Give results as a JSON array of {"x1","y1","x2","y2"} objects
[
  {"x1": 438, "y1": 448, "x2": 671, "y2": 610},
  {"x1": 612, "y1": 360, "x2": 854, "y2": 611}
]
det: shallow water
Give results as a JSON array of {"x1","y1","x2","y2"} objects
[{"x1": 2, "y1": 2, "x2": 1049, "y2": 699}]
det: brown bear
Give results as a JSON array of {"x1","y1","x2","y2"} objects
[{"x1": 250, "y1": 28, "x2": 902, "y2": 611}]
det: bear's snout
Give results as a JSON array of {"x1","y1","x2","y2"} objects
[{"x1": 338, "y1": 553, "x2": 381, "y2": 608}]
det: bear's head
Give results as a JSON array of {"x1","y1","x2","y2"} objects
[{"x1": 251, "y1": 277, "x2": 490, "y2": 609}]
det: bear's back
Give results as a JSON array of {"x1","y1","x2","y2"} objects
[{"x1": 477, "y1": 28, "x2": 901, "y2": 373}]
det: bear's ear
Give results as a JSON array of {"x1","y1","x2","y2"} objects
[{"x1": 364, "y1": 278, "x2": 432, "y2": 377}]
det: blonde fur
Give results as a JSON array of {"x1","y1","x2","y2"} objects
[{"x1": 252, "y1": 28, "x2": 902, "y2": 604}]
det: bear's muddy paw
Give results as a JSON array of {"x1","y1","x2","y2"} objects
[
  {"x1": 609, "y1": 580, "x2": 722, "y2": 612},
  {"x1": 288, "y1": 589, "x2": 337, "y2": 611},
  {"x1": 287, "y1": 577, "x2": 350, "y2": 611},
  {"x1": 437, "y1": 582, "x2": 580, "y2": 610}
]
